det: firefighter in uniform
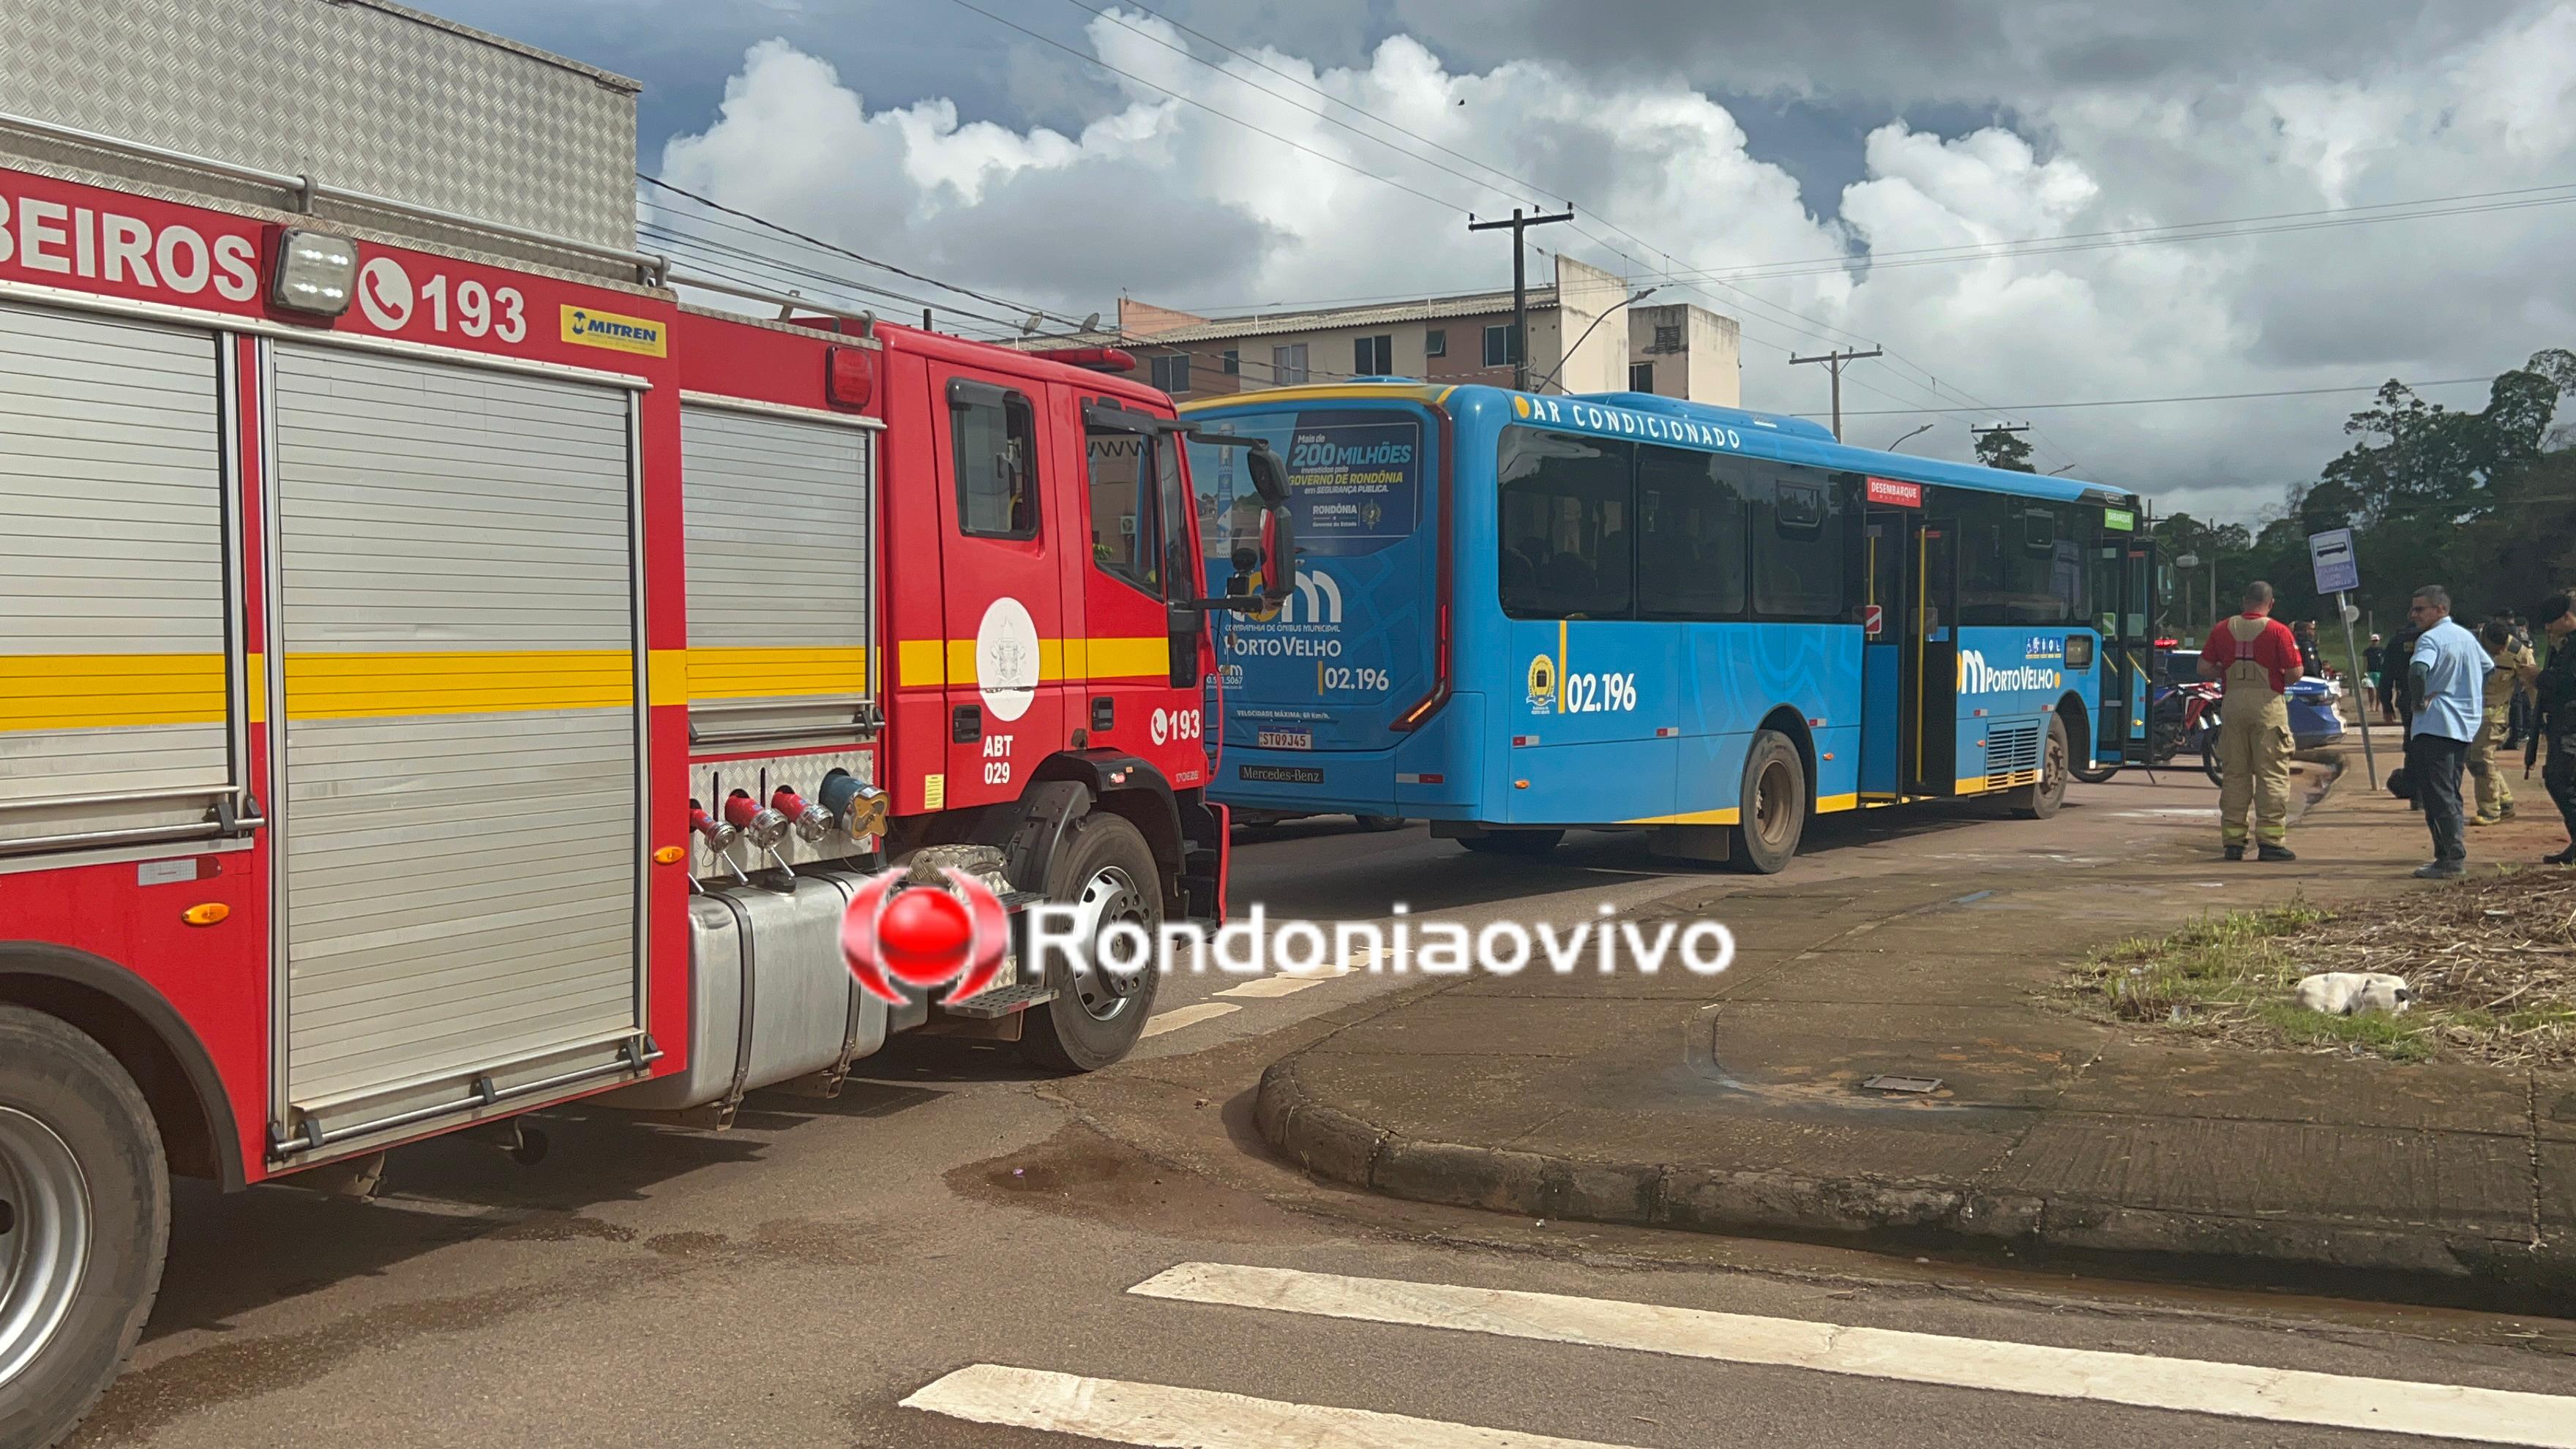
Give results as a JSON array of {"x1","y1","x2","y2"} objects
[
  {"x1": 2471, "y1": 619, "x2": 2537, "y2": 826},
  {"x1": 2533, "y1": 594, "x2": 2576, "y2": 865},
  {"x1": 2198, "y1": 580, "x2": 2302, "y2": 861}
]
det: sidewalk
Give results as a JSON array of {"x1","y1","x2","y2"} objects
[{"x1": 1256, "y1": 737, "x2": 2576, "y2": 1301}]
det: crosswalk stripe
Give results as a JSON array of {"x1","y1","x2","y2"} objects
[
  {"x1": 1138, "y1": 1002, "x2": 1240, "y2": 1038},
  {"x1": 1129, "y1": 1263, "x2": 2576, "y2": 1448},
  {"x1": 1214, "y1": 967, "x2": 1347, "y2": 999},
  {"x1": 901, "y1": 1363, "x2": 1648, "y2": 1448}
]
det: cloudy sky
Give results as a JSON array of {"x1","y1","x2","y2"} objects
[{"x1": 425, "y1": 0, "x2": 2576, "y2": 521}]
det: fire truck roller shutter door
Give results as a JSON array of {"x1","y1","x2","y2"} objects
[
  {"x1": 0, "y1": 302, "x2": 232, "y2": 845},
  {"x1": 678, "y1": 404, "x2": 875, "y2": 742},
  {"x1": 269, "y1": 344, "x2": 643, "y2": 1126}
]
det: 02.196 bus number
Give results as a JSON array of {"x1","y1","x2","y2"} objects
[
  {"x1": 1562, "y1": 671, "x2": 1638, "y2": 713},
  {"x1": 1321, "y1": 666, "x2": 1389, "y2": 693}
]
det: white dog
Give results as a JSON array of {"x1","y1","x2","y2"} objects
[{"x1": 2294, "y1": 971, "x2": 2414, "y2": 1016}]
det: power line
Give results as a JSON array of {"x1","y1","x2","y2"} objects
[
  {"x1": 1033, "y1": 1, "x2": 2070, "y2": 468},
  {"x1": 638, "y1": 172, "x2": 1087, "y2": 330},
  {"x1": 937, "y1": 0, "x2": 1477, "y2": 218},
  {"x1": 1801, "y1": 375, "x2": 2499, "y2": 418}
]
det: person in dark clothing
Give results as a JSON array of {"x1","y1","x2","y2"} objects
[
  {"x1": 2508, "y1": 614, "x2": 2537, "y2": 748},
  {"x1": 2364, "y1": 632, "x2": 2388, "y2": 719},
  {"x1": 2293, "y1": 620, "x2": 2324, "y2": 680},
  {"x1": 2531, "y1": 594, "x2": 2576, "y2": 865}
]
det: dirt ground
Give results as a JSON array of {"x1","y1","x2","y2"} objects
[{"x1": 2064, "y1": 870, "x2": 2576, "y2": 1066}]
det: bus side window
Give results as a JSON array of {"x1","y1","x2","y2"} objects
[
  {"x1": 1498, "y1": 427, "x2": 1634, "y2": 620},
  {"x1": 1750, "y1": 464, "x2": 1846, "y2": 621},
  {"x1": 1636, "y1": 444, "x2": 1745, "y2": 620}
]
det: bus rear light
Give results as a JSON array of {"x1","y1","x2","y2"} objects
[
  {"x1": 270, "y1": 228, "x2": 356, "y2": 317},
  {"x1": 825, "y1": 345, "x2": 875, "y2": 409}
]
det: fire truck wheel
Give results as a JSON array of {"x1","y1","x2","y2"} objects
[
  {"x1": 2010, "y1": 715, "x2": 2073, "y2": 820},
  {"x1": 1020, "y1": 812, "x2": 1164, "y2": 1073},
  {"x1": 1726, "y1": 730, "x2": 1808, "y2": 874},
  {"x1": 0, "y1": 1006, "x2": 168, "y2": 1449}
]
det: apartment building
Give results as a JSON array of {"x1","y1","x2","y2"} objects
[{"x1": 1089, "y1": 255, "x2": 1741, "y2": 405}]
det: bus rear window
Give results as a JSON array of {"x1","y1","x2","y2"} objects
[{"x1": 1186, "y1": 409, "x2": 1424, "y2": 564}]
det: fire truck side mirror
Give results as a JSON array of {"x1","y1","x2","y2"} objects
[
  {"x1": 1246, "y1": 446, "x2": 1295, "y2": 607},
  {"x1": 1167, "y1": 602, "x2": 1204, "y2": 689}
]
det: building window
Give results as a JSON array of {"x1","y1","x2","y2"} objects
[
  {"x1": 1221, "y1": 348, "x2": 1240, "y2": 375},
  {"x1": 1424, "y1": 329, "x2": 1447, "y2": 358},
  {"x1": 1629, "y1": 362, "x2": 1655, "y2": 393},
  {"x1": 1653, "y1": 323, "x2": 1683, "y2": 353},
  {"x1": 1150, "y1": 353, "x2": 1190, "y2": 395},
  {"x1": 948, "y1": 379, "x2": 1040, "y2": 539},
  {"x1": 1271, "y1": 343, "x2": 1309, "y2": 385},
  {"x1": 1482, "y1": 323, "x2": 1523, "y2": 367},
  {"x1": 1354, "y1": 334, "x2": 1393, "y2": 375}
]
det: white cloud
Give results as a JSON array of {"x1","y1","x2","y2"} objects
[{"x1": 654, "y1": 5, "x2": 2576, "y2": 523}]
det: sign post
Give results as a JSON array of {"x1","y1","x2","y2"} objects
[{"x1": 2307, "y1": 528, "x2": 2375, "y2": 788}]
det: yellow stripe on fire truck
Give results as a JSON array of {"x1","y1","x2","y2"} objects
[
  {"x1": 896, "y1": 637, "x2": 1168, "y2": 689},
  {"x1": 0, "y1": 654, "x2": 229, "y2": 731}
]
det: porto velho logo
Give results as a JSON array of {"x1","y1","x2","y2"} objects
[
  {"x1": 558, "y1": 304, "x2": 668, "y2": 357},
  {"x1": 1958, "y1": 649, "x2": 2064, "y2": 694}
]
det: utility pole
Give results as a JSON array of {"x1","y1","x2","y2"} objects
[
  {"x1": 1789, "y1": 347, "x2": 1883, "y2": 441},
  {"x1": 1468, "y1": 206, "x2": 1575, "y2": 392}
]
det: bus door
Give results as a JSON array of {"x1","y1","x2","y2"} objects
[
  {"x1": 2092, "y1": 528, "x2": 2153, "y2": 768},
  {"x1": 1903, "y1": 515, "x2": 1960, "y2": 794},
  {"x1": 2113, "y1": 536, "x2": 2160, "y2": 763},
  {"x1": 1858, "y1": 509, "x2": 1910, "y2": 800}
]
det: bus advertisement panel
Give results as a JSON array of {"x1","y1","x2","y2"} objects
[{"x1": 1188, "y1": 405, "x2": 1437, "y2": 752}]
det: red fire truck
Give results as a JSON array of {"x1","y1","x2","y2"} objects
[{"x1": 0, "y1": 6, "x2": 1287, "y2": 1442}]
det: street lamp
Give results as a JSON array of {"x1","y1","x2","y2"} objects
[
  {"x1": 1885, "y1": 422, "x2": 1933, "y2": 451},
  {"x1": 2176, "y1": 553, "x2": 2201, "y2": 634}
]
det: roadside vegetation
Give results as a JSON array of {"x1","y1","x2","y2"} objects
[{"x1": 2064, "y1": 875, "x2": 2576, "y2": 1066}]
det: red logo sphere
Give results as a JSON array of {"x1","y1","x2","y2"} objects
[
  {"x1": 841, "y1": 867, "x2": 1009, "y2": 1006},
  {"x1": 876, "y1": 885, "x2": 974, "y2": 986}
]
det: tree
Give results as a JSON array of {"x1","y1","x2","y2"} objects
[
  {"x1": 2306, "y1": 348, "x2": 2575, "y2": 624},
  {"x1": 1973, "y1": 427, "x2": 2034, "y2": 471}
]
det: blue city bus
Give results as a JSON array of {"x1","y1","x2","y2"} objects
[{"x1": 1182, "y1": 381, "x2": 2157, "y2": 871}]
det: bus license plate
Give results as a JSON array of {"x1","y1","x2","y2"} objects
[{"x1": 1257, "y1": 729, "x2": 1314, "y2": 749}]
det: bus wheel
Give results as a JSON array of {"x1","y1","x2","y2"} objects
[
  {"x1": 0, "y1": 1006, "x2": 168, "y2": 1449},
  {"x1": 1458, "y1": 830, "x2": 1562, "y2": 856},
  {"x1": 1355, "y1": 815, "x2": 1407, "y2": 832},
  {"x1": 1019, "y1": 812, "x2": 1164, "y2": 1073},
  {"x1": 2011, "y1": 715, "x2": 2072, "y2": 819},
  {"x1": 1727, "y1": 730, "x2": 1807, "y2": 874}
]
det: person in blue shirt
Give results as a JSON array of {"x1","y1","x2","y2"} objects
[{"x1": 2404, "y1": 585, "x2": 2493, "y2": 879}]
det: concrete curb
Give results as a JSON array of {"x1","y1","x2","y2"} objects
[{"x1": 1253, "y1": 1055, "x2": 2571, "y2": 1295}]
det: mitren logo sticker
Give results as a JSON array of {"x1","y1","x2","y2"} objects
[
  {"x1": 559, "y1": 304, "x2": 668, "y2": 356},
  {"x1": 1865, "y1": 476, "x2": 1923, "y2": 508}
]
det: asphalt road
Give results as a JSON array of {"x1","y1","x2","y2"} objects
[{"x1": 79, "y1": 766, "x2": 2576, "y2": 1449}]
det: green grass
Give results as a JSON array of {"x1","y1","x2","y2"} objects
[{"x1": 2073, "y1": 903, "x2": 2433, "y2": 1062}]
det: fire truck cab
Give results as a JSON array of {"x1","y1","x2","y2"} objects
[{"x1": 0, "y1": 5, "x2": 1287, "y2": 1444}]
